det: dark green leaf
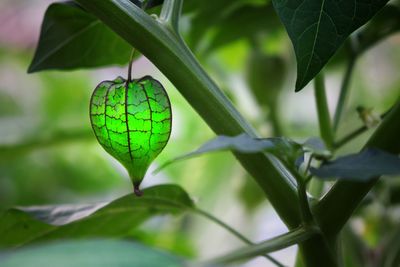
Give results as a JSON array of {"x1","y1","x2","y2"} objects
[
  {"x1": 0, "y1": 184, "x2": 193, "y2": 248},
  {"x1": 272, "y1": 0, "x2": 389, "y2": 91},
  {"x1": 357, "y1": 4, "x2": 400, "y2": 54},
  {"x1": 155, "y1": 133, "x2": 302, "y2": 172},
  {"x1": 28, "y1": 2, "x2": 133, "y2": 73},
  {"x1": 0, "y1": 239, "x2": 184, "y2": 267},
  {"x1": 311, "y1": 148, "x2": 400, "y2": 181}
]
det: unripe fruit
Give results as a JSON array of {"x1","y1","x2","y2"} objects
[{"x1": 90, "y1": 76, "x2": 172, "y2": 196}]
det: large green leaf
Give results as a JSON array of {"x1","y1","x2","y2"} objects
[
  {"x1": 0, "y1": 184, "x2": 193, "y2": 248},
  {"x1": 272, "y1": 0, "x2": 389, "y2": 91},
  {"x1": 28, "y1": 2, "x2": 133, "y2": 73},
  {"x1": 0, "y1": 239, "x2": 184, "y2": 267}
]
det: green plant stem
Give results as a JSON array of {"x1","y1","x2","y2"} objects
[
  {"x1": 314, "y1": 99, "x2": 400, "y2": 236},
  {"x1": 334, "y1": 110, "x2": 390, "y2": 149},
  {"x1": 297, "y1": 180, "x2": 313, "y2": 225},
  {"x1": 334, "y1": 124, "x2": 368, "y2": 149},
  {"x1": 314, "y1": 73, "x2": 334, "y2": 149},
  {"x1": 207, "y1": 226, "x2": 318, "y2": 265},
  {"x1": 127, "y1": 48, "x2": 136, "y2": 83},
  {"x1": 308, "y1": 178, "x2": 324, "y2": 198},
  {"x1": 193, "y1": 208, "x2": 285, "y2": 267},
  {"x1": 75, "y1": 0, "x2": 301, "y2": 228},
  {"x1": 159, "y1": 0, "x2": 182, "y2": 33},
  {"x1": 333, "y1": 56, "x2": 356, "y2": 133}
]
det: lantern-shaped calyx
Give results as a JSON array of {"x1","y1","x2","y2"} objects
[{"x1": 90, "y1": 76, "x2": 172, "y2": 196}]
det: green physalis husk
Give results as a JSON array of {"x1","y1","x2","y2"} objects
[{"x1": 90, "y1": 76, "x2": 172, "y2": 196}]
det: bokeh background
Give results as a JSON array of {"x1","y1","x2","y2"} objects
[{"x1": 0, "y1": 1, "x2": 399, "y2": 266}]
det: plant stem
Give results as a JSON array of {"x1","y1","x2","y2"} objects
[
  {"x1": 159, "y1": 0, "x2": 182, "y2": 33},
  {"x1": 289, "y1": 166, "x2": 313, "y2": 225},
  {"x1": 334, "y1": 110, "x2": 390, "y2": 149},
  {"x1": 308, "y1": 178, "x2": 324, "y2": 198},
  {"x1": 194, "y1": 208, "x2": 285, "y2": 267},
  {"x1": 333, "y1": 56, "x2": 356, "y2": 133},
  {"x1": 127, "y1": 48, "x2": 136, "y2": 83},
  {"x1": 314, "y1": 73, "x2": 334, "y2": 149},
  {"x1": 207, "y1": 226, "x2": 319, "y2": 265}
]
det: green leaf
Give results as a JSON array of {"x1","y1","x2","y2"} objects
[
  {"x1": 28, "y1": 2, "x2": 133, "y2": 73},
  {"x1": 311, "y1": 148, "x2": 400, "y2": 181},
  {"x1": 0, "y1": 239, "x2": 184, "y2": 267},
  {"x1": 357, "y1": 4, "x2": 400, "y2": 54},
  {"x1": 0, "y1": 184, "x2": 193, "y2": 248},
  {"x1": 155, "y1": 133, "x2": 302, "y2": 172},
  {"x1": 272, "y1": 0, "x2": 389, "y2": 91}
]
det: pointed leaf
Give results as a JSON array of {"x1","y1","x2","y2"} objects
[
  {"x1": 28, "y1": 2, "x2": 134, "y2": 73},
  {"x1": 311, "y1": 148, "x2": 400, "y2": 181},
  {"x1": 0, "y1": 184, "x2": 193, "y2": 248},
  {"x1": 0, "y1": 239, "x2": 184, "y2": 267},
  {"x1": 272, "y1": 0, "x2": 389, "y2": 91},
  {"x1": 155, "y1": 133, "x2": 302, "y2": 172}
]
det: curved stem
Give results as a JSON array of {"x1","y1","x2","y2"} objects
[{"x1": 194, "y1": 208, "x2": 285, "y2": 267}]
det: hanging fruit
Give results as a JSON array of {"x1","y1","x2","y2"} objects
[{"x1": 90, "y1": 66, "x2": 172, "y2": 196}]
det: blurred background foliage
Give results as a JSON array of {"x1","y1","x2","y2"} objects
[{"x1": 0, "y1": 0, "x2": 399, "y2": 266}]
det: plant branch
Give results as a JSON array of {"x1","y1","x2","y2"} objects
[
  {"x1": 193, "y1": 208, "x2": 285, "y2": 267},
  {"x1": 289, "y1": 166, "x2": 313, "y2": 225},
  {"x1": 333, "y1": 39, "x2": 357, "y2": 133},
  {"x1": 314, "y1": 73, "x2": 334, "y2": 149},
  {"x1": 159, "y1": 0, "x2": 182, "y2": 33},
  {"x1": 74, "y1": 0, "x2": 301, "y2": 228},
  {"x1": 207, "y1": 226, "x2": 319, "y2": 265},
  {"x1": 333, "y1": 57, "x2": 356, "y2": 133},
  {"x1": 314, "y1": 99, "x2": 400, "y2": 236},
  {"x1": 334, "y1": 110, "x2": 390, "y2": 149}
]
